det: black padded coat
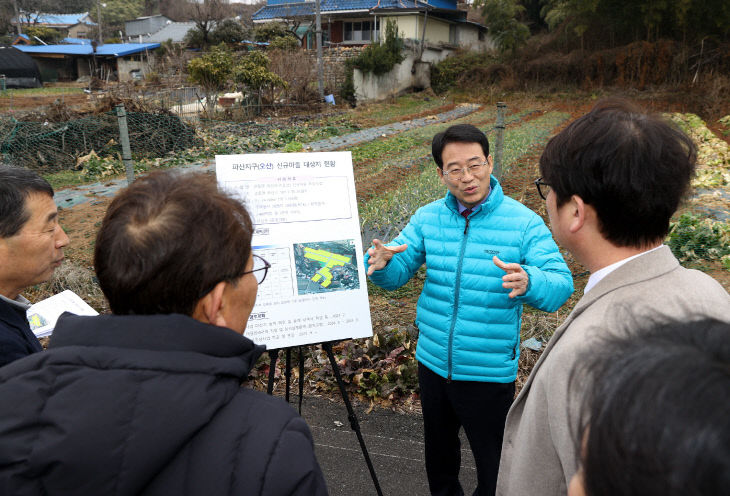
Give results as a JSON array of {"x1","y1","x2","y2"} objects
[
  {"x1": 0, "y1": 297, "x2": 42, "y2": 368},
  {"x1": 0, "y1": 313, "x2": 328, "y2": 496}
]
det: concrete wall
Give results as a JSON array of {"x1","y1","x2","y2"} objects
[
  {"x1": 458, "y1": 24, "x2": 495, "y2": 51},
  {"x1": 117, "y1": 56, "x2": 154, "y2": 82},
  {"x1": 353, "y1": 42, "x2": 453, "y2": 102}
]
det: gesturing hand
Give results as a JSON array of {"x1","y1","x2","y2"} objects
[
  {"x1": 366, "y1": 239, "x2": 408, "y2": 276},
  {"x1": 493, "y1": 255, "x2": 529, "y2": 298}
]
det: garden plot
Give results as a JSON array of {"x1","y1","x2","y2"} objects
[{"x1": 665, "y1": 113, "x2": 730, "y2": 272}]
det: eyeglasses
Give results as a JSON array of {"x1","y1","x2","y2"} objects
[
  {"x1": 534, "y1": 177, "x2": 551, "y2": 200},
  {"x1": 242, "y1": 254, "x2": 271, "y2": 284},
  {"x1": 442, "y1": 161, "x2": 488, "y2": 181}
]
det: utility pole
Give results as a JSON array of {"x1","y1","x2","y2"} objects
[
  {"x1": 12, "y1": 0, "x2": 22, "y2": 35},
  {"x1": 97, "y1": 1, "x2": 103, "y2": 44},
  {"x1": 315, "y1": 0, "x2": 324, "y2": 100}
]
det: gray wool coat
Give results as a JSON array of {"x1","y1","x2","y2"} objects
[{"x1": 497, "y1": 246, "x2": 730, "y2": 496}]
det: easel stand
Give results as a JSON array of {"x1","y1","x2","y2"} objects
[{"x1": 266, "y1": 341, "x2": 384, "y2": 496}]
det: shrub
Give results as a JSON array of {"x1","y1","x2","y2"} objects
[
  {"x1": 351, "y1": 19, "x2": 404, "y2": 76},
  {"x1": 24, "y1": 26, "x2": 64, "y2": 45},
  {"x1": 188, "y1": 44, "x2": 234, "y2": 90},
  {"x1": 233, "y1": 51, "x2": 288, "y2": 109},
  {"x1": 187, "y1": 44, "x2": 235, "y2": 114},
  {"x1": 210, "y1": 19, "x2": 251, "y2": 45},
  {"x1": 269, "y1": 35, "x2": 300, "y2": 50},
  {"x1": 431, "y1": 50, "x2": 499, "y2": 94},
  {"x1": 253, "y1": 23, "x2": 295, "y2": 42}
]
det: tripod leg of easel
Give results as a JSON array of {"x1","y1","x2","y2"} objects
[
  {"x1": 285, "y1": 348, "x2": 292, "y2": 403},
  {"x1": 298, "y1": 346, "x2": 304, "y2": 415},
  {"x1": 267, "y1": 349, "x2": 278, "y2": 395},
  {"x1": 322, "y1": 342, "x2": 384, "y2": 496}
]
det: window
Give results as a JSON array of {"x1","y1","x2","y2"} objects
[
  {"x1": 77, "y1": 32, "x2": 86, "y2": 38},
  {"x1": 343, "y1": 20, "x2": 379, "y2": 42}
]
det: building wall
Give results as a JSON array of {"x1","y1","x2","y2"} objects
[
  {"x1": 458, "y1": 25, "x2": 495, "y2": 50},
  {"x1": 386, "y1": 16, "x2": 418, "y2": 41},
  {"x1": 423, "y1": 17, "x2": 450, "y2": 44},
  {"x1": 117, "y1": 56, "x2": 154, "y2": 82},
  {"x1": 381, "y1": 15, "x2": 450, "y2": 44},
  {"x1": 68, "y1": 24, "x2": 90, "y2": 39}
]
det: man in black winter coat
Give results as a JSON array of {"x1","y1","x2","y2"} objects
[
  {"x1": 0, "y1": 170, "x2": 329, "y2": 496},
  {"x1": 0, "y1": 166, "x2": 69, "y2": 367}
]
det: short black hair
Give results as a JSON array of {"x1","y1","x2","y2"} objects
[
  {"x1": 432, "y1": 124, "x2": 490, "y2": 169},
  {"x1": 95, "y1": 170, "x2": 254, "y2": 316},
  {"x1": 539, "y1": 98, "x2": 697, "y2": 248},
  {"x1": 575, "y1": 318, "x2": 730, "y2": 496},
  {"x1": 0, "y1": 166, "x2": 54, "y2": 238}
]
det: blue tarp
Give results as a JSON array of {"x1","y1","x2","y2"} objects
[{"x1": 15, "y1": 43, "x2": 161, "y2": 57}]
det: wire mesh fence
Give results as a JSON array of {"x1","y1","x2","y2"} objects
[{"x1": 0, "y1": 110, "x2": 200, "y2": 171}]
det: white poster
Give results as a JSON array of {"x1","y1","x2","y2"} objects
[
  {"x1": 27, "y1": 290, "x2": 99, "y2": 338},
  {"x1": 216, "y1": 151, "x2": 373, "y2": 349}
]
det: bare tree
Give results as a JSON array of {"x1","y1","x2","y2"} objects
[
  {"x1": 186, "y1": 0, "x2": 232, "y2": 47},
  {"x1": 230, "y1": 1, "x2": 264, "y2": 29}
]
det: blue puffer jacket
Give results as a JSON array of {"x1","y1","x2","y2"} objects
[{"x1": 365, "y1": 177, "x2": 573, "y2": 382}]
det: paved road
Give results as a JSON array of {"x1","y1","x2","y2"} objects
[{"x1": 293, "y1": 393, "x2": 478, "y2": 496}]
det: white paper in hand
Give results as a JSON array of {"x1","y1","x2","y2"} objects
[{"x1": 27, "y1": 290, "x2": 98, "y2": 338}]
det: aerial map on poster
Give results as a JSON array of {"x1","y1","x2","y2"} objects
[{"x1": 216, "y1": 151, "x2": 373, "y2": 349}]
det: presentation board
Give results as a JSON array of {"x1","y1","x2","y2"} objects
[{"x1": 216, "y1": 151, "x2": 373, "y2": 349}]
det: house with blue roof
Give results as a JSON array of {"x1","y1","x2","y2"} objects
[
  {"x1": 15, "y1": 43, "x2": 160, "y2": 83},
  {"x1": 252, "y1": 0, "x2": 488, "y2": 50},
  {"x1": 11, "y1": 12, "x2": 97, "y2": 40}
]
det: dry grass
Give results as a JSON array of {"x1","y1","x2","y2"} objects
[{"x1": 24, "y1": 261, "x2": 108, "y2": 314}]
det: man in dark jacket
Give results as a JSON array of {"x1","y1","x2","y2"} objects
[
  {"x1": 0, "y1": 166, "x2": 69, "y2": 367},
  {"x1": 0, "y1": 170, "x2": 328, "y2": 496}
]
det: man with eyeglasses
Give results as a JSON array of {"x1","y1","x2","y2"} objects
[
  {"x1": 365, "y1": 124, "x2": 573, "y2": 496},
  {"x1": 0, "y1": 170, "x2": 328, "y2": 496},
  {"x1": 497, "y1": 99, "x2": 730, "y2": 496}
]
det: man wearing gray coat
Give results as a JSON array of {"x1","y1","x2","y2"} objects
[{"x1": 497, "y1": 99, "x2": 730, "y2": 496}]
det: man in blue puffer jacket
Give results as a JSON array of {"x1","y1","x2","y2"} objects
[{"x1": 365, "y1": 124, "x2": 573, "y2": 496}]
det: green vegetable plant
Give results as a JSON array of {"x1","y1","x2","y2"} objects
[{"x1": 667, "y1": 213, "x2": 730, "y2": 270}]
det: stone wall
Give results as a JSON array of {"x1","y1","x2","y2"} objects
[{"x1": 321, "y1": 46, "x2": 363, "y2": 95}]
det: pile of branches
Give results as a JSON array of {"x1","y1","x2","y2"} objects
[{"x1": 0, "y1": 100, "x2": 201, "y2": 171}]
